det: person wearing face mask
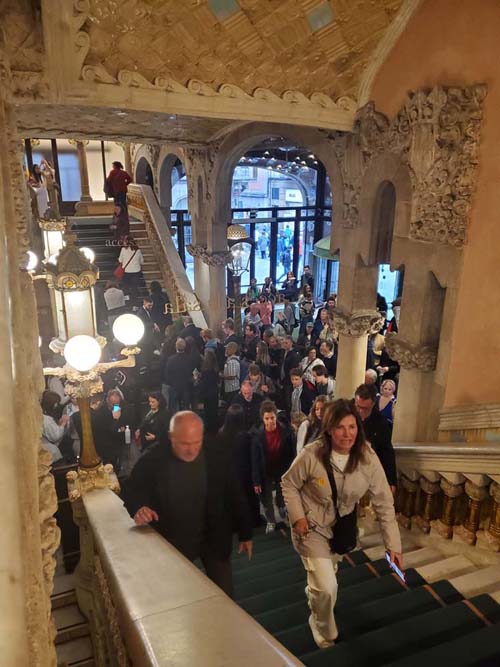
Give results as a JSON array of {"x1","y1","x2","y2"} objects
[
  {"x1": 282, "y1": 399, "x2": 402, "y2": 650},
  {"x1": 251, "y1": 400, "x2": 296, "y2": 533}
]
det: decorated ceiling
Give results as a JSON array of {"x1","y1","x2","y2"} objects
[{"x1": 81, "y1": 0, "x2": 404, "y2": 100}]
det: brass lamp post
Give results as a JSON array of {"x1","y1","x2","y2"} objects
[
  {"x1": 227, "y1": 224, "x2": 253, "y2": 336},
  {"x1": 45, "y1": 234, "x2": 104, "y2": 354},
  {"x1": 43, "y1": 313, "x2": 145, "y2": 497}
]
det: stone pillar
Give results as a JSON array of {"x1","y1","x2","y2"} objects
[
  {"x1": 185, "y1": 145, "x2": 228, "y2": 330},
  {"x1": 0, "y1": 66, "x2": 59, "y2": 666},
  {"x1": 123, "y1": 143, "x2": 133, "y2": 177},
  {"x1": 397, "y1": 474, "x2": 419, "y2": 530},
  {"x1": 414, "y1": 472, "x2": 442, "y2": 534},
  {"x1": 76, "y1": 140, "x2": 92, "y2": 202},
  {"x1": 331, "y1": 251, "x2": 380, "y2": 397}
]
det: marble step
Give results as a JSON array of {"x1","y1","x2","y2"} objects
[
  {"x1": 364, "y1": 546, "x2": 442, "y2": 569},
  {"x1": 53, "y1": 604, "x2": 89, "y2": 645},
  {"x1": 449, "y1": 565, "x2": 500, "y2": 598},
  {"x1": 358, "y1": 530, "x2": 416, "y2": 552},
  {"x1": 489, "y1": 590, "x2": 500, "y2": 604},
  {"x1": 55, "y1": 636, "x2": 93, "y2": 666},
  {"x1": 416, "y1": 555, "x2": 476, "y2": 584}
]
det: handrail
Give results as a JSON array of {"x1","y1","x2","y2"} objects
[
  {"x1": 78, "y1": 489, "x2": 304, "y2": 667},
  {"x1": 394, "y1": 441, "x2": 500, "y2": 476},
  {"x1": 127, "y1": 184, "x2": 207, "y2": 328},
  {"x1": 392, "y1": 441, "x2": 500, "y2": 549}
]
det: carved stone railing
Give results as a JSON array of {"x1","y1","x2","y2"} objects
[
  {"x1": 74, "y1": 488, "x2": 303, "y2": 667},
  {"x1": 394, "y1": 442, "x2": 500, "y2": 553},
  {"x1": 127, "y1": 184, "x2": 207, "y2": 328}
]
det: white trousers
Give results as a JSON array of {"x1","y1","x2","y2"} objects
[{"x1": 301, "y1": 554, "x2": 341, "y2": 644}]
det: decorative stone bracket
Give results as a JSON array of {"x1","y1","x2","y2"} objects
[
  {"x1": 186, "y1": 244, "x2": 232, "y2": 266},
  {"x1": 385, "y1": 332, "x2": 437, "y2": 371},
  {"x1": 333, "y1": 308, "x2": 384, "y2": 337}
]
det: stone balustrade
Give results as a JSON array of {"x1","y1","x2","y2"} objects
[
  {"x1": 127, "y1": 184, "x2": 207, "y2": 328},
  {"x1": 74, "y1": 488, "x2": 303, "y2": 667},
  {"x1": 394, "y1": 442, "x2": 500, "y2": 552}
]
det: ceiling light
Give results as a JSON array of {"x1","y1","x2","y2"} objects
[
  {"x1": 263, "y1": 150, "x2": 270, "y2": 156},
  {"x1": 168, "y1": 114, "x2": 177, "y2": 120},
  {"x1": 115, "y1": 110, "x2": 128, "y2": 117},
  {"x1": 308, "y1": 154, "x2": 315, "y2": 159}
]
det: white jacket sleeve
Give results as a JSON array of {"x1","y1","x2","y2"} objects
[
  {"x1": 296, "y1": 420, "x2": 308, "y2": 454},
  {"x1": 367, "y1": 452, "x2": 402, "y2": 553},
  {"x1": 281, "y1": 450, "x2": 313, "y2": 526},
  {"x1": 43, "y1": 415, "x2": 65, "y2": 445}
]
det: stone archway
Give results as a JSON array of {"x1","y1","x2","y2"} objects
[
  {"x1": 158, "y1": 150, "x2": 187, "y2": 210},
  {"x1": 135, "y1": 156, "x2": 154, "y2": 188},
  {"x1": 214, "y1": 122, "x2": 345, "y2": 230}
]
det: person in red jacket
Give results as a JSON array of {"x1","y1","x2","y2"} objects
[{"x1": 105, "y1": 161, "x2": 132, "y2": 209}]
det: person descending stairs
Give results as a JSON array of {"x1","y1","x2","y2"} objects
[{"x1": 231, "y1": 524, "x2": 500, "y2": 666}]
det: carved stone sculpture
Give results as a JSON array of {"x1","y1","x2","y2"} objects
[
  {"x1": 333, "y1": 307, "x2": 384, "y2": 337},
  {"x1": 385, "y1": 332, "x2": 437, "y2": 371},
  {"x1": 186, "y1": 244, "x2": 232, "y2": 266}
]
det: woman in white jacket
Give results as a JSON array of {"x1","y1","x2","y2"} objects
[{"x1": 282, "y1": 399, "x2": 402, "y2": 649}]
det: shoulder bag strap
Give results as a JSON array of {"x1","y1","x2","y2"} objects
[
  {"x1": 325, "y1": 457, "x2": 339, "y2": 508},
  {"x1": 122, "y1": 249, "x2": 137, "y2": 270}
]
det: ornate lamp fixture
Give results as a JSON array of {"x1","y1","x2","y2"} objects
[
  {"x1": 45, "y1": 235, "x2": 102, "y2": 353},
  {"x1": 227, "y1": 224, "x2": 253, "y2": 334},
  {"x1": 43, "y1": 314, "x2": 145, "y2": 496},
  {"x1": 39, "y1": 216, "x2": 67, "y2": 261}
]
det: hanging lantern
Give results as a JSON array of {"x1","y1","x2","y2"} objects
[
  {"x1": 39, "y1": 217, "x2": 67, "y2": 261},
  {"x1": 45, "y1": 236, "x2": 101, "y2": 353}
]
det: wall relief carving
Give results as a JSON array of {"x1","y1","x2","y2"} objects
[
  {"x1": 353, "y1": 85, "x2": 486, "y2": 246},
  {"x1": 385, "y1": 332, "x2": 437, "y2": 371}
]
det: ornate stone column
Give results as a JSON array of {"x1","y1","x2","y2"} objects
[
  {"x1": 185, "y1": 143, "x2": 227, "y2": 330},
  {"x1": 123, "y1": 142, "x2": 133, "y2": 177},
  {"x1": 74, "y1": 139, "x2": 92, "y2": 202},
  {"x1": 334, "y1": 306, "x2": 383, "y2": 398},
  {"x1": 0, "y1": 62, "x2": 59, "y2": 666}
]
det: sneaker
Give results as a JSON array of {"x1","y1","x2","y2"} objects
[
  {"x1": 308, "y1": 615, "x2": 336, "y2": 650},
  {"x1": 265, "y1": 522, "x2": 276, "y2": 534}
]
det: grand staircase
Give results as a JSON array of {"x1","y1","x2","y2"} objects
[
  {"x1": 233, "y1": 521, "x2": 500, "y2": 666},
  {"x1": 71, "y1": 216, "x2": 163, "y2": 291}
]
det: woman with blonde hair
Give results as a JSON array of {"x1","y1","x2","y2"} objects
[
  {"x1": 282, "y1": 399, "x2": 402, "y2": 649},
  {"x1": 377, "y1": 378, "x2": 397, "y2": 424}
]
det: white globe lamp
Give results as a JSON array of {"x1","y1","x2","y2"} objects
[
  {"x1": 64, "y1": 335, "x2": 102, "y2": 372},
  {"x1": 112, "y1": 313, "x2": 145, "y2": 349},
  {"x1": 80, "y1": 247, "x2": 95, "y2": 263}
]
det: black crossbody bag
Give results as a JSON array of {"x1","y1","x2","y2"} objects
[{"x1": 325, "y1": 460, "x2": 358, "y2": 555}]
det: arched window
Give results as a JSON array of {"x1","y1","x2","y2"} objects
[{"x1": 135, "y1": 157, "x2": 153, "y2": 188}]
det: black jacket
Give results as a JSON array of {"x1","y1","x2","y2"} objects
[
  {"x1": 251, "y1": 419, "x2": 296, "y2": 487},
  {"x1": 362, "y1": 409, "x2": 397, "y2": 486},
  {"x1": 288, "y1": 382, "x2": 316, "y2": 416},
  {"x1": 231, "y1": 393, "x2": 263, "y2": 430},
  {"x1": 92, "y1": 403, "x2": 135, "y2": 465},
  {"x1": 139, "y1": 407, "x2": 169, "y2": 450},
  {"x1": 280, "y1": 348, "x2": 302, "y2": 385},
  {"x1": 162, "y1": 352, "x2": 195, "y2": 390},
  {"x1": 122, "y1": 438, "x2": 253, "y2": 560}
]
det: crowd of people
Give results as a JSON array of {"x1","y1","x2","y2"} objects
[{"x1": 41, "y1": 264, "x2": 404, "y2": 649}]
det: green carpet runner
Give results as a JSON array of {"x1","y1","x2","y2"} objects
[{"x1": 232, "y1": 529, "x2": 500, "y2": 666}]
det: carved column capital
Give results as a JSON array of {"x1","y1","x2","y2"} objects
[
  {"x1": 333, "y1": 308, "x2": 384, "y2": 337},
  {"x1": 490, "y1": 482, "x2": 500, "y2": 504},
  {"x1": 385, "y1": 332, "x2": 437, "y2": 371},
  {"x1": 67, "y1": 465, "x2": 120, "y2": 501}
]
